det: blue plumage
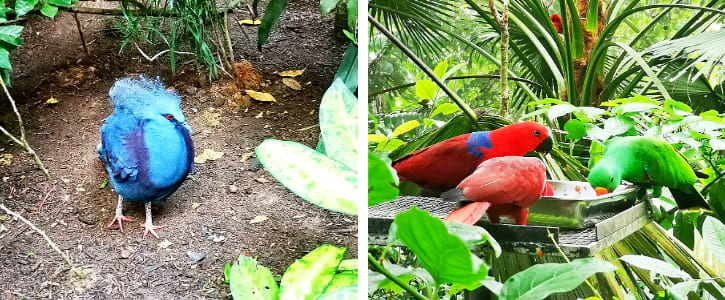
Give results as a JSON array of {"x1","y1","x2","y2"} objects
[
  {"x1": 466, "y1": 131, "x2": 492, "y2": 158},
  {"x1": 99, "y1": 76, "x2": 194, "y2": 238}
]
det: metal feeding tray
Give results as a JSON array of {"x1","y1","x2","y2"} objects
[{"x1": 528, "y1": 180, "x2": 639, "y2": 229}]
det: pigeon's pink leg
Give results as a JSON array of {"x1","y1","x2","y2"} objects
[
  {"x1": 142, "y1": 202, "x2": 165, "y2": 238},
  {"x1": 108, "y1": 195, "x2": 132, "y2": 230}
]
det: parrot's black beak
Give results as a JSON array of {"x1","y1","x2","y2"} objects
[{"x1": 535, "y1": 136, "x2": 553, "y2": 153}]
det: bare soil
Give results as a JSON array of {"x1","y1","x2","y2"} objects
[{"x1": 0, "y1": 2, "x2": 357, "y2": 299}]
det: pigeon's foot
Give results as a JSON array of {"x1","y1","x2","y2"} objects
[
  {"x1": 108, "y1": 195, "x2": 132, "y2": 230},
  {"x1": 142, "y1": 202, "x2": 164, "y2": 238}
]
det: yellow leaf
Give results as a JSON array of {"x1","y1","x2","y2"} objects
[
  {"x1": 368, "y1": 134, "x2": 388, "y2": 143},
  {"x1": 392, "y1": 120, "x2": 421, "y2": 138},
  {"x1": 279, "y1": 70, "x2": 304, "y2": 77},
  {"x1": 0, "y1": 153, "x2": 12, "y2": 166},
  {"x1": 194, "y1": 149, "x2": 224, "y2": 164},
  {"x1": 245, "y1": 90, "x2": 276, "y2": 103},
  {"x1": 282, "y1": 78, "x2": 302, "y2": 90},
  {"x1": 238, "y1": 19, "x2": 262, "y2": 25},
  {"x1": 46, "y1": 98, "x2": 58, "y2": 105},
  {"x1": 249, "y1": 215, "x2": 268, "y2": 224}
]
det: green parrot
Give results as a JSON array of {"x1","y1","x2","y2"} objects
[{"x1": 587, "y1": 136, "x2": 709, "y2": 209}]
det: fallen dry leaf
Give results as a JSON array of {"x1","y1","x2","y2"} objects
[
  {"x1": 46, "y1": 98, "x2": 59, "y2": 105},
  {"x1": 255, "y1": 177, "x2": 270, "y2": 183},
  {"x1": 279, "y1": 70, "x2": 304, "y2": 77},
  {"x1": 245, "y1": 90, "x2": 276, "y2": 103},
  {"x1": 0, "y1": 154, "x2": 13, "y2": 167},
  {"x1": 192, "y1": 202, "x2": 202, "y2": 210},
  {"x1": 250, "y1": 215, "x2": 268, "y2": 224},
  {"x1": 240, "y1": 152, "x2": 254, "y2": 162},
  {"x1": 282, "y1": 78, "x2": 302, "y2": 90},
  {"x1": 201, "y1": 111, "x2": 221, "y2": 127},
  {"x1": 255, "y1": 111, "x2": 264, "y2": 118},
  {"x1": 195, "y1": 149, "x2": 224, "y2": 164},
  {"x1": 238, "y1": 19, "x2": 262, "y2": 25}
]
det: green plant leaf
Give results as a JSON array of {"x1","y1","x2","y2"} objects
[
  {"x1": 15, "y1": 0, "x2": 39, "y2": 16},
  {"x1": 674, "y1": 210, "x2": 697, "y2": 249},
  {"x1": 333, "y1": 45, "x2": 358, "y2": 91},
  {"x1": 319, "y1": 285, "x2": 357, "y2": 300},
  {"x1": 0, "y1": 25, "x2": 24, "y2": 49},
  {"x1": 346, "y1": 0, "x2": 357, "y2": 31},
  {"x1": 431, "y1": 102, "x2": 461, "y2": 118},
  {"x1": 39, "y1": 2, "x2": 58, "y2": 18},
  {"x1": 257, "y1": 0, "x2": 289, "y2": 48},
  {"x1": 499, "y1": 258, "x2": 616, "y2": 300},
  {"x1": 445, "y1": 221, "x2": 501, "y2": 257},
  {"x1": 368, "y1": 151, "x2": 399, "y2": 207},
  {"x1": 391, "y1": 120, "x2": 420, "y2": 138},
  {"x1": 47, "y1": 0, "x2": 71, "y2": 7},
  {"x1": 702, "y1": 216, "x2": 725, "y2": 262},
  {"x1": 603, "y1": 116, "x2": 634, "y2": 137},
  {"x1": 319, "y1": 79, "x2": 357, "y2": 170},
  {"x1": 256, "y1": 139, "x2": 357, "y2": 215},
  {"x1": 584, "y1": 0, "x2": 598, "y2": 32},
  {"x1": 434, "y1": 60, "x2": 448, "y2": 79},
  {"x1": 0, "y1": 47, "x2": 10, "y2": 70},
  {"x1": 564, "y1": 119, "x2": 586, "y2": 140},
  {"x1": 320, "y1": 0, "x2": 340, "y2": 14},
  {"x1": 415, "y1": 79, "x2": 437, "y2": 101},
  {"x1": 394, "y1": 206, "x2": 489, "y2": 285},
  {"x1": 619, "y1": 255, "x2": 691, "y2": 279},
  {"x1": 323, "y1": 270, "x2": 357, "y2": 294},
  {"x1": 229, "y1": 255, "x2": 280, "y2": 300},
  {"x1": 548, "y1": 103, "x2": 577, "y2": 120},
  {"x1": 668, "y1": 280, "x2": 699, "y2": 300},
  {"x1": 279, "y1": 244, "x2": 347, "y2": 300},
  {"x1": 368, "y1": 264, "x2": 433, "y2": 295}
]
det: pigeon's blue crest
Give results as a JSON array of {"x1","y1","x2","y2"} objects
[{"x1": 99, "y1": 76, "x2": 194, "y2": 203}]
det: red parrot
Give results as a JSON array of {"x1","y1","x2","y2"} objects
[
  {"x1": 442, "y1": 156, "x2": 547, "y2": 225},
  {"x1": 393, "y1": 121, "x2": 552, "y2": 191},
  {"x1": 550, "y1": 14, "x2": 563, "y2": 33}
]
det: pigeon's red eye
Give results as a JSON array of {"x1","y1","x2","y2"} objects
[{"x1": 165, "y1": 114, "x2": 175, "y2": 121}]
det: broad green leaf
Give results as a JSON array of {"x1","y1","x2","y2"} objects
[
  {"x1": 415, "y1": 79, "x2": 437, "y2": 101},
  {"x1": 0, "y1": 47, "x2": 10, "y2": 70},
  {"x1": 445, "y1": 221, "x2": 501, "y2": 257},
  {"x1": 257, "y1": 0, "x2": 289, "y2": 48},
  {"x1": 319, "y1": 285, "x2": 357, "y2": 300},
  {"x1": 585, "y1": 0, "x2": 598, "y2": 32},
  {"x1": 320, "y1": 0, "x2": 340, "y2": 14},
  {"x1": 674, "y1": 211, "x2": 697, "y2": 249},
  {"x1": 564, "y1": 119, "x2": 587, "y2": 140},
  {"x1": 319, "y1": 79, "x2": 357, "y2": 170},
  {"x1": 346, "y1": 0, "x2": 357, "y2": 31},
  {"x1": 368, "y1": 263, "x2": 433, "y2": 295},
  {"x1": 47, "y1": 0, "x2": 71, "y2": 6},
  {"x1": 333, "y1": 45, "x2": 357, "y2": 91},
  {"x1": 710, "y1": 139, "x2": 725, "y2": 151},
  {"x1": 39, "y1": 2, "x2": 58, "y2": 18},
  {"x1": 482, "y1": 279, "x2": 503, "y2": 295},
  {"x1": 368, "y1": 134, "x2": 387, "y2": 143},
  {"x1": 603, "y1": 116, "x2": 634, "y2": 137},
  {"x1": 434, "y1": 60, "x2": 448, "y2": 79},
  {"x1": 376, "y1": 138, "x2": 405, "y2": 152},
  {"x1": 0, "y1": 25, "x2": 23, "y2": 48},
  {"x1": 391, "y1": 120, "x2": 420, "y2": 138},
  {"x1": 280, "y1": 244, "x2": 346, "y2": 300},
  {"x1": 499, "y1": 258, "x2": 616, "y2": 300},
  {"x1": 564, "y1": 0, "x2": 585, "y2": 58},
  {"x1": 586, "y1": 124, "x2": 610, "y2": 142},
  {"x1": 431, "y1": 103, "x2": 461, "y2": 118},
  {"x1": 15, "y1": 0, "x2": 39, "y2": 16},
  {"x1": 368, "y1": 151, "x2": 399, "y2": 207},
  {"x1": 665, "y1": 99, "x2": 693, "y2": 115},
  {"x1": 256, "y1": 139, "x2": 357, "y2": 215},
  {"x1": 702, "y1": 217, "x2": 725, "y2": 262},
  {"x1": 229, "y1": 255, "x2": 280, "y2": 300},
  {"x1": 394, "y1": 207, "x2": 489, "y2": 285},
  {"x1": 548, "y1": 103, "x2": 577, "y2": 120},
  {"x1": 323, "y1": 270, "x2": 357, "y2": 294},
  {"x1": 619, "y1": 255, "x2": 691, "y2": 279}
]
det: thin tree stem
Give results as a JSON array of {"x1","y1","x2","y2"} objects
[
  {"x1": 368, "y1": 14, "x2": 479, "y2": 127},
  {"x1": 73, "y1": 12, "x2": 88, "y2": 56},
  {"x1": 368, "y1": 253, "x2": 428, "y2": 300},
  {"x1": 0, "y1": 204, "x2": 72, "y2": 266}
]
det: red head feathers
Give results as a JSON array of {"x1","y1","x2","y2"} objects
[{"x1": 550, "y1": 14, "x2": 563, "y2": 33}]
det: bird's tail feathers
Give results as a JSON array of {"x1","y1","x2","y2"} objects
[
  {"x1": 670, "y1": 185, "x2": 710, "y2": 210},
  {"x1": 444, "y1": 202, "x2": 491, "y2": 225},
  {"x1": 441, "y1": 188, "x2": 468, "y2": 202}
]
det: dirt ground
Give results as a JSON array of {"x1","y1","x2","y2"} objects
[{"x1": 0, "y1": 1, "x2": 357, "y2": 299}]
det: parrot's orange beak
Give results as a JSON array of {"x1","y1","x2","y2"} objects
[{"x1": 594, "y1": 187, "x2": 609, "y2": 196}]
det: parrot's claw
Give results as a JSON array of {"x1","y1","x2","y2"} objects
[
  {"x1": 108, "y1": 215, "x2": 132, "y2": 230},
  {"x1": 141, "y1": 223, "x2": 165, "y2": 238}
]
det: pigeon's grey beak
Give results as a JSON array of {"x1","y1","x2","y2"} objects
[{"x1": 535, "y1": 136, "x2": 553, "y2": 153}]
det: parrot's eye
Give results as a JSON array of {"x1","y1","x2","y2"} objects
[
  {"x1": 533, "y1": 130, "x2": 541, "y2": 137},
  {"x1": 610, "y1": 177, "x2": 614, "y2": 182},
  {"x1": 164, "y1": 114, "x2": 175, "y2": 121}
]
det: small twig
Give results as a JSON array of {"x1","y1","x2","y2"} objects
[
  {"x1": 547, "y1": 230, "x2": 603, "y2": 298},
  {"x1": 368, "y1": 253, "x2": 428, "y2": 300},
  {"x1": 0, "y1": 203, "x2": 72, "y2": 266},
  {"x1": 38, "y1": 184, "x2": 57, "y2": 211},
  {"x1": 134, "y1": 43, "x2": 194, "y2": 62},
  {"x1": 73, "y1": 12, "x2": 89, "y2": 56}
]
